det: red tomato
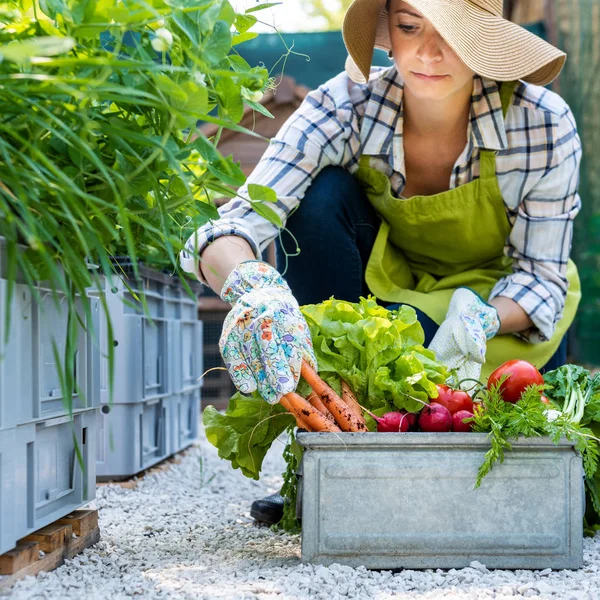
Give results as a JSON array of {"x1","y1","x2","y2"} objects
[
  {"x1": 487, "y1": 360, "x2": 544, "y2": 404},
  {"x1": 434, "y1": 385, "x2": 474, "y2": 415}
]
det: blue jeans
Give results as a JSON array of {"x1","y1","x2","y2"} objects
[{"x1": 275, "y1": 166, "x2": 567, "y2": 373}]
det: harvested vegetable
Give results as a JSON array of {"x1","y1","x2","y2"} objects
[
  {"x1": 341, "y1": 380, "x2": 368, "y2": 428},
  {"x1": 452, "y1": 410, "x2": 474, "y2": 432},
  {"x1": 487, "y1": 359, "x2": 544, "y2": 403},
  {"x1": 301, "y1": 297, "x2": 448, "y2": 413},
  {"x1": 281, "y1": 392, "x2": 341, "y2": 433},
  {"x1": 434, "y1": 384, "x2": 473, "y2": 415},
  {"x1": 362, "y1": 409, "x2": 414, "y2": 432},
  {"x1": 543, "y1": 365, "x2": 600, "y2": 532},
  {"x1": 543, "y1": 365, "x2": 600, "y2": 424},
  {"x1": 307, "y1": 392, "x2": 336, "y2": 424},
  {"x1": 418, "y1": 402, "x2": 453, "y2": 432},
  {"x1": 204, "y1": 297, "x2": 450, "y2": 532},
  {"x1": 301, "y1": 360, "x2": 367, "y2": 432},
  {"x1": 202, "y1": 392, "x2": 292, "y2": 480},
  {"x1": 470, "y1": 380, "x2": 600, "y2": 493}
]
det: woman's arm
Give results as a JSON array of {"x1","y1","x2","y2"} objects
[
  {"x1": 180, "y1": 73, "x2": 363, "y2": 293},
  {"x1": 199, "y1": 235, "x2": 256, "y2": 294},
  {"x1": 489, "y1": 104, "x2": 582, "y2": 342},
  {"x1": 489, "y1": 296, "x2": 533, "y2": 335}
]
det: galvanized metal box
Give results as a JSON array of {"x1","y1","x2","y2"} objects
[{"x1": 297, "y1": 432, "x2": 584, "y2": 570}]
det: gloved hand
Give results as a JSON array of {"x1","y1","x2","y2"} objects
[
  {"x1": 428, "y1": 288, "x2": 500, "y2": 387},
  {"x1": 219, "y1": 260, "x2": 317, "y2": 404}
]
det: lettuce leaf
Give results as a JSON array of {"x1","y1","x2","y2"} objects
[{"x1": 301, "y1": 297, "x2": 448, "y2": 414}]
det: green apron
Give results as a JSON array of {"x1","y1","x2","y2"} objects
[{"x1": 357, "y1": 80, "x2": 581, "y2": 379}]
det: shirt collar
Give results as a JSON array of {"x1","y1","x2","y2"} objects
[{"x1": 360, "y1": 69, "x2": 509, "y2": 173}]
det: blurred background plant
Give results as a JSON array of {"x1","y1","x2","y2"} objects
[
  {"x1": 0, "y1": 0, "x2": 280, "y2": 409},
  {"x1": 299, "y1": 0, "x2": 351, "y2": 30}
]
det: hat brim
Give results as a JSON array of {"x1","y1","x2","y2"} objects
[{"x1": 343, "y1": 0, "x2": 566, "y2": 86}]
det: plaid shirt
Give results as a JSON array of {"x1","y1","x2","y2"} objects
[{"x1": 181, "y1": 66, "x2": 582, "y2": 343}]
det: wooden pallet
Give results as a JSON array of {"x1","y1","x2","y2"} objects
[{"x1": 0, "y1": 510, "x2": 100, "y2": 594}]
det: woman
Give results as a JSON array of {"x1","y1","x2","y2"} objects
[{"x1": 181, "y1": 0, "x2": 582, "y2": 524}]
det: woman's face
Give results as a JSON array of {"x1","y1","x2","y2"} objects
[{"x1": 387, "y1": 0, "x2": 475, "y2": 100}]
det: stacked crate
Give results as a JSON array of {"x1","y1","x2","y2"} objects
[
  {"x1": 93, "y1": 263, "x2": 203, "y2": 481},
  {"x1": 197, "y1": 288, "x2": 236, "y2": 412},
  {"x1": 0, "y1": 239, "x2": 99, "y2": 554}
]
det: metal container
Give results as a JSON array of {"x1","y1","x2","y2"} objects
[{"x1": 297, "y1": 432, "x2": 584, "y2": 570}]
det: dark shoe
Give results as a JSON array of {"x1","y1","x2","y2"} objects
[{"x1": 250, "y1": 492, "x2": 284, "y2": 525}]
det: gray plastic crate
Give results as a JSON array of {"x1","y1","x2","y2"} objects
[
  {"x1": 0, "y1": 281, "x2": 31, "y2": 431},
  {"x1": 172, "y1": 319, "x2": 204, "y2": 394},
  {"x1": 0, "y1": 409, "x2": 97, "y2": 554},
  {"x1": 96, "y1": 397, "x2": 171, "y2": 480},
  {"x1": 169, "y1": 388, "x2": 201, "y2": 454},
  {"x1": 0, "y1": 427, "x2": 16, "y2": 554},
  {"x1": 0, "y1": 279, "x2": 101, "y2": 429},
  {"x1": 93, "y1": 268, "x2": 202, "y2": 405},
  {"x1": 298, "y1": 432, "x2": 584, "y2": 570}
]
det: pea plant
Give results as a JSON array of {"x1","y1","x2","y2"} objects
[{"x1": 0, "y1": 0, "x2": 282, "y2": 412}]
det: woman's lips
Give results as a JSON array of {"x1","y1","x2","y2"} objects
[{"x1": 412, "y1": 72, "x2": 449, "y2": 81}]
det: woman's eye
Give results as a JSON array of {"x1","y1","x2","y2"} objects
[{"x1": 396, "y1": 24, "x2": 417, "y2": 33}]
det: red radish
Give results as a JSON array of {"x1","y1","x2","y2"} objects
[
  {"x1": 418, "y1": 402, "x2": 453, "y2": 432},
  {"x1": 452, "y1": 410, "x2": 474, "y2": 432},
  {"x1": 540, "y1": 395, "x2": 551, "y2": 405},
  {"x1": 404, "y1": 413, "x2": 418, "y2": 431},
  {"x1": 365, "y1": 410, "x2": 414, "y2": 432}
]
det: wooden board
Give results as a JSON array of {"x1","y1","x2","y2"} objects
[
  {"x1": 23, "y1": 524, "x2": 72, "y2": 553},
  {"x1": 56, "y1": 509, "x2": 98, "y2": 536},
  {"x1": 0, "y1": 543, "x2": 40, "y2": 576},
  {"x1": 0, "y1": 510, "x2": 100, "y2": 595}
]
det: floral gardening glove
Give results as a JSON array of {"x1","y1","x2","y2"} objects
[
  {"x1": 219, "y1": 260, "x2": 317, "y2": 404},
  {"x1": 428, "y1": 288, "x2": 500, "y2": 387}
]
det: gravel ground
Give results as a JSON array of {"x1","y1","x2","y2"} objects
[{"x1": 3, "y1": 428, "x2": 600, "y2": 600}]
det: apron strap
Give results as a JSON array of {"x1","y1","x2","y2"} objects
[
  {"x1": 480, "y1": 80, "x2": 518, "y2": 179},
  {"x1": 499, "y1": 80, "x2": 518, "y2": 118}
]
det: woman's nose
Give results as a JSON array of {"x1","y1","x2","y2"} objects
[{"x1": 416, "y1": 33, "x2": 444, "y2": 64}]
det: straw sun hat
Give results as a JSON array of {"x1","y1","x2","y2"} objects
[{"x1": 342, "y1": 0, "x2": 566, "y2": 86}]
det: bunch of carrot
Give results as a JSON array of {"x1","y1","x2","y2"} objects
[{"x1": 280, "y1": 359, "x2": 368, "y2": 432}]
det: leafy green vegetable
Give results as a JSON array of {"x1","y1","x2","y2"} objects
[
  {"x1": 202, "y1": 391, "x2": 293, "y2": 479},
  {"x1": 544, "y1": 365, "x2": 600, "y2": 424},
  {"x1": 301, "y1": 297, "x2": 448, "y2": 415},
  {"x1": 543, "y1": 365, "x2": 600, "y2": 532},
  {"x1": 585, "y1": 421, "x2": 600, "y2": 534}
]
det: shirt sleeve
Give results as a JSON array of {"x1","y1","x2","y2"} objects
[
  {"x1": 179, "y1": 73, "x2": 363, "y2": 284},
  {"x1": 489, "y1": 106, "x2": 582, "y2": 343}
]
